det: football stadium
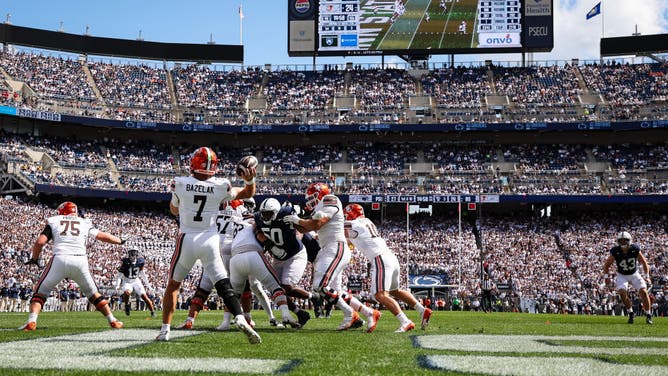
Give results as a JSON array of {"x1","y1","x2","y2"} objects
[{"x1": 1, "y1": 1, "x2": 667, "y2": 375}]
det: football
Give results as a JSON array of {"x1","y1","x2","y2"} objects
[{"x1": 236, "y1": 155, "x2": 258, "y2": 177}]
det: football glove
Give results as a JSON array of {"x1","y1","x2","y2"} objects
[
  {"x1": 24, "y1": 258, "x2": 39, "y2": 267},
  {"x1": 283, "y1": 214, "x2": 301, "y2": 225}
]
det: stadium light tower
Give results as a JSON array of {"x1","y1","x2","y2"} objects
[
  {"x1": 58, "y1": 21, "x2": 64, "y2": 32},
  {"x1": 136, "y1": 30, "x2": 144, "y2": 41},
  {"x1": 84, "y1": 25, "x2": 90, "y2": 36},
  {"x1": 207, "y1": 33, "x2": 215, "y2": 45},
  {"x1": 5, "y1": 14, "x2": 10, "y2": 24}
]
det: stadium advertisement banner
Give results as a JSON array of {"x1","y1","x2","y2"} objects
[
  {"x1": 409, "y1": 274, "x2": 448, "y2": 287},
  {"x1": 523, "y1": 15, "x2": 553, "y2": 50},
  {"x1": 0, "y1": 105, "x2": 16, "y2": 116},
  {"x1": 17, "y1": 108, "x2": 61, "y2": 122},
  {"x1": 21, "y1": 112, "x2": 668, "y2": 134},
  {"x1": 33, "y1": 185, "x2": 668, "y2": 204}
]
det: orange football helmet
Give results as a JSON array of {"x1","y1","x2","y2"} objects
[
  {"x1": 344, "y1": 204, "x2": 365, "y2": 220},
  {"x1": 228, "y1": 199, "x2": 244, "y2": 209},
  {"x1": 190, "y1": 147, "x2": 218, "y2": 176},
  {"x1": 305, "y1": 182, "x2": 331, "y2": 211},
  {"x1": 57, "y1": 201, "x2": 78, "y2": 216}
]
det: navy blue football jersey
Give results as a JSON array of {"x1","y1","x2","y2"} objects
[
  {"x1": 610, "y1": 244, "x2": 641, "y2": 275},
  {"x1": 301, "y1": 232, "x2": 321, "y2": 263},
  {"x1": 119, "y1": 257, "x2": 146, "y2": 279},
  {"x1": 255, "y1": 206, "x2": 303, "y2": 261}
]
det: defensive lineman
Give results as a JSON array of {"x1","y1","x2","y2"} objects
[
  {"x1": 158, "y1": 147, "x2": 260, "y2": 343},
  {"x1": 20, "y1": 201, "x2": 126, "y2": 331}
]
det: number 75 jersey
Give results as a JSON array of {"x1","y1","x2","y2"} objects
[
  {"x1": 46, "y1": 215, "x2": 99, "y2": 255},
  {"x1": 173, "y1": 176, "x2": 234, "y2": 234}
]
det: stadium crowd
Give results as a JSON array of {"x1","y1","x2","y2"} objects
[
  {"x1": 1, "y1": 196, "x2": 666, "y2": 317},
  {"x1": 0, "y1": 49, "x2": 665, "y2": 124}
]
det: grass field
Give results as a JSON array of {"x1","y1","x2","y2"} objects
[{"x1": 1, "y1": 310, "x2": 666, "y2": 375}]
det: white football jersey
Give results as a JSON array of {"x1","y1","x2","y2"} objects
[
  {"x1": 218, "y1": 205, "x2": 249, "y2": 256},
  {"x1": 173, "y1": 175, "x2": 234, "y2": 233},
  {"x1": 345, "y1": 217, "x2": 391, "y2": 260},
  {"x1": 45, "y1": 215, "x2": 99, "y2": 256},
  {"x1": 312, "y1": 194, "x2": 346, "y2": 246},
  {"x1": 231, "y1": 224, "x2": 261, "y2": 256}
]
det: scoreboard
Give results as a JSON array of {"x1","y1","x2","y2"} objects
[
  {"x1": 319, "y1": 0, "x2": 360, "y2": 50},
  {"x1": 477, "y1": 0, "x2": 521, "y2": 47},
  {"x1": 288, "y1": 0, "x2": 553, "y2": 57}
]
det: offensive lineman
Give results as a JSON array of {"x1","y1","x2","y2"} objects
[
  {"x1": 255, "y1": 198, "x2": 312, "y2": 327},
  {"x1": 283, "y1": 183, "x2": 381, "y2": 331},
  {"x1": 603, "y1": 231, "x2": 653, "y2": 324},
  {"x1": 114, "y1": 249, "x2": 156, "y2": 317},
  {"x1": 344, "y1": 204, "x2": 432, "y2": 332},
  {"x1": 158, "y1": 147, "x2": 260, "y2": 343},
  {"x1": 20, "y1": 201, "x2": 126, "y2": 331}
]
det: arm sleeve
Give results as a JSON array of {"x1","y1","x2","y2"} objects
[{"x1": 40, "y1": 224, "x2": 53, "y2": 241}]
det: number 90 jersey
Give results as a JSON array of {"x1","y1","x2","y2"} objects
[
  {"x1": 610, "y1": 244, "x2": 641, "y2": 275},
  {"x1": 45, "y1": 215, "x2": 99, "y2": 255},
  {"x1": 173, "y1": 175, "x2": 234, "y2": 234},
  {"x1": 344, "y1": 217, "x2": 390, "y2": 260}
]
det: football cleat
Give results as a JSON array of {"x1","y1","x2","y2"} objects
[
  {"x1": 216, "y1": 320, "x2": 232, "y2": 331},
  {"x1": 296, "y1": 310, "x2": 311, "y2": 327},
  {"x1": 269, "y1": 318, "x2": 285, "y2": 328},
  {"x1": 124, "y1": 303, "x2": 131, "y2": 316},
  {"x1": 110, "y1": 320, "x2": 124, "y2": 329},
  {"x1": 627, "y1": 311, "x2": 635, "y2": 324},
  {"x1": 646, "y1": 314, "x2": 654, "y2": 325},
  {"x1": 395, "y1": 321, "x2": 416, "y2": 333},
  {"x1": 283, "y1": 319, "x2": 302, "y2": 329},
  {"x1": 176, "y1": 320, "x2": 193, "y2": 330},
  {"x1": 421, "y1": 308, "x2": 432, "y2": 330},
  {"x1": 235, "y1": 318, "x2": 262, "y2": 344},
  {"x1": 19, "y1": 321, "x2": 36, "y2": 331},
  {"x1": 150, "y1": 311, "x2": 156, "y2": 318},
  {"x1": 366, "y1": 309, "x2": 382, "y2": 333},
  {"x1": 155, "y1": 330, "x2": 170, "y2": 341},
  {"x1": 337, "y1": 311, "x2": 363, "y2": 331}
]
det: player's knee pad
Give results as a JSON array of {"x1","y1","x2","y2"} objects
[
  {"x1": 30, "y1": 293, "x2": 47, "y2": 308},
  {"x1": 339, "y1": 291, "x2": 351, "y2": 304},
  {"x1": 319, "y1": 287, "x2": 339, "y2": 305},
  {"x1": 214, "y1": 278, "x2": 236, "y2": 300},
  {"x1": 91, "y1": 296, "x2": 108, "y2": 311},
  {"x1": 271, "y1": 289, "x2": 287, "y2": 306}
]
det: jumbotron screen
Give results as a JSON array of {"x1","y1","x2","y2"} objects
[{"x1": 317, "y1": 0, "x2": 522, "y2": 55}]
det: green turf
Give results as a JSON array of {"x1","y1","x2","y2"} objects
[{"x1": 0, "y1": 310, "x2": 666, "y2": 375}]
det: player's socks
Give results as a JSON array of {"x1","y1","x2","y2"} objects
[
  {"x1": 28, "y1": 313, "x2": 38, "y2": 322},
  {"x1": 412, "y1": 302, "x2": 426, "y2": 315},
  {"x1": 396, "y1": 312, "x2": 411, "y2": 326},
  {"x1": 106, "y1": 313, "x2": 118, "y2": 323}
]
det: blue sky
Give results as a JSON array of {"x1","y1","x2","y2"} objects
[{"x1": 2, "y1": 1, "x2": 666, "y2": 66}]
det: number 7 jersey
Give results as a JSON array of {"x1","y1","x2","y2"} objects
[{"x1": 173, "y1": 175, "x2": 234, "y2": 234}]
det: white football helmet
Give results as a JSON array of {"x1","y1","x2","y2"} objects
[
  {"x1": 259, "y1": 198, "x2": 281, "y2": 223},
  {"x1": 617, "y1": 231, "x2": 632, "y2": 248}
]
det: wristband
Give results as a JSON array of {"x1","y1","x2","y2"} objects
[{"x1": 244, "y1": 178, "x2": 255, "y2": 185}]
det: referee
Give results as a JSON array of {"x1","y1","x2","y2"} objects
[{"x1": 481, "y1": 275, "x2": 495, "y2": 313}]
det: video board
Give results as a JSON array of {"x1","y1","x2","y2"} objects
[{"x1": 288, "y1": 0, "x2": 553, "y2": 56}]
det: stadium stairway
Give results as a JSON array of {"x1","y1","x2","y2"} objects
[
  {"x1": 81, "y1": 62, "x2": 104, "y2": 103},
  {"x1": 100, "y1": 145, "x2": 123, "y2": 189}
]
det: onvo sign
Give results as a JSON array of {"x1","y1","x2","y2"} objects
[
  {"x1": 416, "y1": 335, "x2": 668, "y2": 376},
  {"x1": 478, "y1": 33, "x2": 520, "y2": 47}
]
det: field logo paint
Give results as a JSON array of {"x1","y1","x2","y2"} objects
[
  {"x1": 417, "y1": 335, "x2": 668, "y2": 376},
  {"x1": 0, "y1": 329, "x2": 288, "y2": 374}
]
